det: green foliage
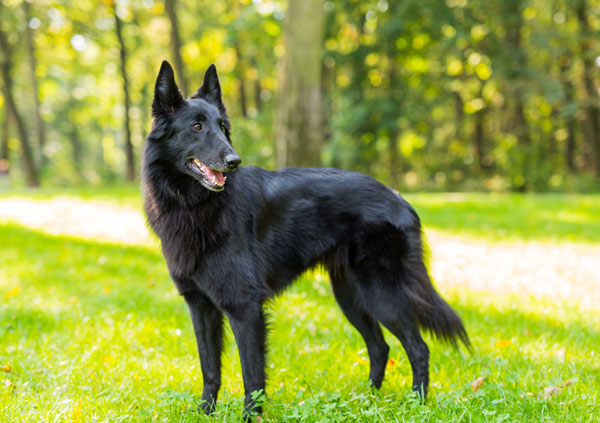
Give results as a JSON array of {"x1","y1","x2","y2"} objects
[{"x1": 0, "y1": 0, "x2": 599, "y2": 191}]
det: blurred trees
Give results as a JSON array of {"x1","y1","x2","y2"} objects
[
  {"x1": 0, "y1": 1, "x2": 39, "y2": 186},
  {"x1": 111, "y1": 0, "x2": 136, "y2": 181},
  {"x1": 0, "y1": 0, "x2": 598, "y2": 191},
  {"x1": 164, "y1": 0, "x2": 188, "y2": 96}
]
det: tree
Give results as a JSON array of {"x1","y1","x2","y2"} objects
[
  {"x1": 276, "y1": 0, "x2": 325, "y2": 168},
  {"x1": 576, "y1": 0, "x2": 600, "y2": 176},
  {"x1": 559, "y1": 54, "x2": 577, "y2": 172},
  {"x1": 164, "y1": 0, "x2": 189, "y2": 96},
  {"x1": 0, "y1": 7, "x2": 39, "y2": 187},
  {"x1": 22, "y1": 1, "x2": 46, "y2": 165},
  {"x1": 234, "y1": 42, "x2": 248, "y2": 118},
  {"x1": 112, "y1": 1, "x2": 136, "y2": 181},
  {"x1": 503, "y1": 0, "x2": 531, "y2": 191},
  {"x1": 1, "y1": 107, "x2": 9, "y2": 178}
]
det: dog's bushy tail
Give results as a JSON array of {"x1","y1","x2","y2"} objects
[{"x1": 402, "y1": 237, "x2": 471, "y2": 350}]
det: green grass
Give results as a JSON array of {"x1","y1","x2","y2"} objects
[
  {"x1": 1, "y1": 191, "x2": 599, "y2": 421},
  {"x1": 406, "y1": 193, "x2": 600, "y2": 243}
]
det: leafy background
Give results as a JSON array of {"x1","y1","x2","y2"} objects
[{"x1": 0, "y1": 0, "x2": 599, "y2": 191}]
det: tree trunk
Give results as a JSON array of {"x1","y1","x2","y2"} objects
[
  {"x1": 387, "y1": 55, "x2": 400, "y2": 187},
  {"x1": 234, "y1": 43, "x2": 248, "y2": 118},
  {"x1": 22, "y1": 1, "x2": 46, "y2": 165},
  {"x1": 559, "y1": 55, "x2": 577, "y2": 172},
  {"x1": 69, "y1": 125, "x2": 84, "y2": 181},
  {"x1": 140, "y1": 80, "x2": 151, "y2": 139},
  {"x1": 453, "y1": 90, "x2": 464, "y2": 141},
  {"x1": 164, "y1": 0, "x2": 189, "y2": 96},
  {"x1": 504, "y1": 0, "x2": 530, "y2": 191},
  {"x1": 0, "y1": 21, "x2": 39, "y2": 187},
  {"x1": 1, "y1": 109, "x2": 9, "y2": 177},
  {"x1": 276, "y1": 0, "x2": 325, "y2": 168},
  {"x1": 576, "y1": 0, "x2": 600, "y2": 176},
  {"x1": 112, "y1": 2, "x2": 136, "y2": 181},
  {"x1": 473, "y1": 110, "x2": 486, "y2": 172},
  {"x1": 253, "y1": 69, "x2": 262, "y2": 113},
  {"x1": 384, "y1": 0, "x2": 401, "y2": 187},
  {"x1": 472, "y1": 85, "x2": 489, "y2": 173}
]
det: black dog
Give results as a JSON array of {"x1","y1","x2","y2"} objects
[{"x1": 142, "y1": 61, "x2": 469, "y2": 418}]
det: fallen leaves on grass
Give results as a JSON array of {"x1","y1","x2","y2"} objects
[
  {"x1": 5, "y1": 286, "x2": 20, "y2": 299},
  {"x1": 72, "y1": 401, "x2": 84, "y2": 422},
  {"x1": 356, "y1": 357, "x2": 369, "y2": 365},
  {"x1": 495, "y1": 339, "x2": 512, "y2": 348},
  {"x1": 472, "y1": 377, "x2": 485, "y2": 392},
  {"x1": 542, "y1": 386, "x2": 561, "y2": 399},
  {"x1": 0, "y1": 365, "x2": 11, "y2": 373},
  {"x1": 2, "y1": 379, "x2": 15, "y2": 390},
  {"x1": 540, "y1": 380, "x2": 575, "y2": 399},
  {"x1": 102, "y1": 355, "x2": 116, "y2": 365}
]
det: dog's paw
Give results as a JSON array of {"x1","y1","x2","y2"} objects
[{"x1": 198, "y1": 399, "x2": 216, "y2": 415}]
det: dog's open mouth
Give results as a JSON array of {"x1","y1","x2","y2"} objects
[{"x1": 186, "y1": 158, "x2": 226, "y2": 191}]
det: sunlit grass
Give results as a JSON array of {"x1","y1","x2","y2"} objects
[
  {"x1": 1, "y1": 191, "x2": 598, "y2": 420},
  {"x1": 406, "y1": 193, "x2": 600, "y2": 243},
  {"x1": 1, "y1": 212, "x2": 599, "y2": 421}
]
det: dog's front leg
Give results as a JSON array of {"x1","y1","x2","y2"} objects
[
  {"x1": 227, "y1": 306, "x2": 267, "y2": 420},
  {"x1": 183, "y1": 291, "x2": 224, "y2": 415}
]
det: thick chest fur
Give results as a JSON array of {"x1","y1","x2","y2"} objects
[{"x1": 148, "y1": 202, "x2": 231, "y2": 280}]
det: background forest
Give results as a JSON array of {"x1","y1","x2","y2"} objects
[{"x1": 0, "y1": 0, "x2": 599, "y2": 192}]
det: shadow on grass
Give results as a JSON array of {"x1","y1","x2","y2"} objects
[{"x1": 0, "y1": 223, "x2": 181, "y2": 324}]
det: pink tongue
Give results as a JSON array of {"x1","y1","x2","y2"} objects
[{"x1": 203, "y1": 167, "x2": 225, "y2": 185}]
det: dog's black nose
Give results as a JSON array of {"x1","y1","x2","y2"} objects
[{"x1": 225, "y1": 154, "x2": 241, "y2": 170}]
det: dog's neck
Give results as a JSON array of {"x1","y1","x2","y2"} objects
[
  {"x1": 143, "y1": 160, "x2": 222, "y2": 208},
  {"x1": 142, "y1": 157, "x2": 232, "y2": 277}
]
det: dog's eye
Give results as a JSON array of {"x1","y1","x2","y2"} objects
[
  {"x1": 192, "y1": 122, "x2": 203, "y2": 131},
  {"x1": 220, "y1": 122, "x2": 227, "y2": 133}
]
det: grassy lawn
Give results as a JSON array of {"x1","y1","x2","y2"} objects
[{"x1": 1, "y1": 190, "x2": 599, "y2": 422}]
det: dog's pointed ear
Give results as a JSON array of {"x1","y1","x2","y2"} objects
[
  {"x1": 152, "y1": 60, "x2": 185, "y2": 117},
  {"x1": 196, "y1": 64, "x2": 223, "y2": 104}
]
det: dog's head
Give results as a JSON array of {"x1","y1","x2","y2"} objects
[{"x1": 149, "y1": 60, "x2": 241, "y2": 192}]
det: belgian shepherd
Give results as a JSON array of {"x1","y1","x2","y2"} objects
[{"x1": 142, "y1": 61, "x2": 469, "y2": 419}]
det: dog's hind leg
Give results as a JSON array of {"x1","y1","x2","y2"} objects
[
  {"x1": 183, "y1": 290, "x2": 224, "y2": 415},
  {"x1": 378, "y1": 314, "x2": 429, "y2": 398},
  {"x1": 329, "y1": 271, "x2": 389, "y2": 389},
  {"x1": 347, "y1": 268, "x2": 430, "y2": 398}
]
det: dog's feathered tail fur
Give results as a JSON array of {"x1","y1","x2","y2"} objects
[{"x1": 403, "y1": 254, "x2": 470, "y2": 349}]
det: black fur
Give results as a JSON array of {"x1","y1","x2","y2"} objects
[{"x1": 143, "y1": 61, "x2": 469, "y2": 418}]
